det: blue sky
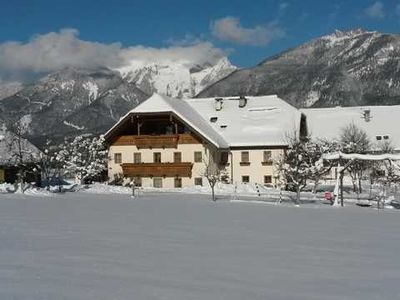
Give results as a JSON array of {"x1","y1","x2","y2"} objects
[{"x1": 0, "y1": 0, "x2": 399, "y2": 82}]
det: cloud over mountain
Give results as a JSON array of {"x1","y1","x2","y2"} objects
[{"x1": 0, "y1": 29, "x2": 227, "y2": 83}]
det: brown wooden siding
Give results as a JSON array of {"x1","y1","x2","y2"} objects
[
  {"x1": 112, "y1": 134, "x2": 200, "y2": 147},
  {"x1": 121, "y1": 162, "x2": 193, "y2": 178}
]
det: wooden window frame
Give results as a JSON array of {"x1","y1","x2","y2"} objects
[
  {"x1": 194, "y1": 151, "x2": 202, "y2": 163},
  {"x1": 240, "y1": 151, "x2": 250, "y2": 166},
  {"x1": 134, "y1": 152, "x2": 141, "y2": 164},
  {"x1": 153, "y1": 177, "x2": 163, "y2": 188},
  {"x1": 174, "y1": 177, "x2": 182, "y2": 188},
  {"x1": 153, "y1": 152, "x2": 162, "y2": 163},
  {"x1": 114, "y1": 153, "x2": 122, "y2": 164},
  {"x1": 174, "y1": 152, "x2": 182, "y2": 163},
  {"x1": 262, "y1": 150, "x2": 273, "y2": 166},
  {"x1": 194, "y1": 177, "x2": 203, "y2": 186},
  {"x1": 264, "y1": 175, "x2": 272, "y2": 185}
]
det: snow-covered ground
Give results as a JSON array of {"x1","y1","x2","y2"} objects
[{"x1": 0, "y1": 191, "x2": 399, "y2": 299}]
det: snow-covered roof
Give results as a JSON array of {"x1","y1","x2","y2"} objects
[
  {"x1": 186, "y1": 95, "x2": 302, "y2": 147},
  {"x1": 105, "y1": 93, "x2": 229, "y2": 148},
  {"x1": 105, "y1": 94, "x2": 302, "y2": 148},
  {"x1": 0, "y1": 128, "x2": 41, "y2": 165},
  {"x1": 301, "y1": 105, "x2": 400, "y2": 151}
]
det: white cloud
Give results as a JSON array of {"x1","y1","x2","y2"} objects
[
  {"x1": 364, "y1": 1, "x2": 385, "y2": 19},
  {"x1": 120, "y1": 42, "x2": 226, "y2": 67},
  {"x1": 0, "y1": 29, "x2": 227, "y2": 83},
  {"x1": 210, "y1": 17, "x2": 284, "y2": 46}
]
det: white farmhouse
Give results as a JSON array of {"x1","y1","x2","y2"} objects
[{"x1": 104, "y1": 93, "x2": 305, "y2": 188}]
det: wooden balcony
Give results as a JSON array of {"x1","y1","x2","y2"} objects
[
  {"x1": 135, "y1": 135, "x2": 179, "y2": 149},
  {"x1": 121, "y1": 162, "x2": 193, "y2": 178},
  {"x1": 112, "y1": 134, "x2": 200, "y2": 148}
]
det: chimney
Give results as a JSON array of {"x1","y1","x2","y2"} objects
[
  {"x1": 363, "y1": 109, "x2": 371, "y2": 122},
  {"x1": 239, "y1": 96, "x2": 247, "y2": 108},
  {"x1": 215, "y1": 98, "x2": 223, "y2": 111}
]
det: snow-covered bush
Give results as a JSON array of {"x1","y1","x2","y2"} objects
[
  {"x1": 277, "y1": 134, "x2": 334, "y2": 203},
  {"x1": 56, "y1": 135, "x2": 108, "y2": 184}
]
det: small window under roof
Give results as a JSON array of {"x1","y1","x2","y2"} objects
[
  {"x1": 210, "y1": 117, "x2": 218, "y2": 123},
  {"x1": 220, "y1": 124, "x2": 227, "y2": 129},
  {"x1": 376, "y1": 135, "x2": 382, "y2": 141},
  {"x1": 383, "y1": 135, "x2": 390, "y2": 140}
]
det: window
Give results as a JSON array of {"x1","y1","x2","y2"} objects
[
  {"x1": 220, "y1": 152, "x2": 229, "y2": 165},
  {"x1": 174, "y1": 177, "x2": 182, "y2": 188},
  {"x1": 194, "y1": 151, "x2": 202, "y2": 163},
  {"x1": 174, "y1": 152, "x2": 182, "y2": 163},
  {"x1": 383, "y1": 135, "x2": 390, "y2": 140},
  {"x1": 153, "y1": 177, "x2": 163, "y2": 188},
  {"x1": 262, "y1": 151, "x2": 273, "y2": 165},
  {"x1": 240, "y1": 151, "x2": 250, "y2": 166},
  {"x1": 114, "y1": 153, "x2": 122, "y2": 164},
  {"x1": 133, "y1": 177, "x2": 142, "y2": 187},
  {"x1": 376, "y1": 135, "x2": 382, "y2": 141},
  {"x1": 263, "y1": 151, "x2": 272, "y2": 161},
  {"x1": 242, "y1": 176, "x2": 250, "y2": 183},
  {"x1": 241, "y1": 151, "x2": 249, "y2": 162},
  {"x1": 264, "y1": 175, "x2": 272, "y2": 185},
  {"x1": 153, "y1": 152, "x2": 161, "y2": 163},
  {"x1": 194, "y1": 177, "x2": 203, "y2": 186},
  {"x1": 134, "y1": 152, "x2": 141, "y2": 163}
]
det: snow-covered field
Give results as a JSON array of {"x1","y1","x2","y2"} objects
[{"x1": 0, "y1": 192, "x2": 399, "y2": 299}]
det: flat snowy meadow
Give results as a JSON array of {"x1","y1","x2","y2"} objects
[{"x1": 0, "y1": 191, "x2": 399, "y2": 299}]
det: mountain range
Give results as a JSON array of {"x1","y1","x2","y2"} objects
[
  {"x1": 198, "y1": 29, "x2": 400, "y2": 107},
  {"x1": 1, "y1": 29, "x2": 400, "y2": 148}
]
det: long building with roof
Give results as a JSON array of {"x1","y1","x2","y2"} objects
[
  {"x1": 300, "y1": 105, "x2": 400, "y2": 152},
  {"x1": 105, "y1": 93, "x2": 400, "y2": 188},
  {"x1": 104, "y1": 93, "x2": 305, "y2": 188}
]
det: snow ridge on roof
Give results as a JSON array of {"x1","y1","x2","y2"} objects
[
  {"x1": 186, "y1": 95, "x2": 302, "y2": 147},
  {"x1": 301, "y1": 105, "x2": 400, "y2": 151}
]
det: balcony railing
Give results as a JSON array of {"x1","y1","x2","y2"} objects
[
  {"x1": 112, "y1": 134, "x2": 199, "y2": 148},
  {"x1": 121, "y1": 162, "x2": 193, "y2": 178},
  {"x1": 135, "y1": 135, "x2": 179, "y2": 149}
]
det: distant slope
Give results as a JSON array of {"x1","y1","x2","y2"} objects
[
  {"x1": 197, "y1": 29, "x2": 400, "y2": 108},
  {"x1": 118, "y1": 57, "x2": 236, "y2": 98},
  {"x1": 0, "y1": 68, "x2": 148, "y2": 147}
]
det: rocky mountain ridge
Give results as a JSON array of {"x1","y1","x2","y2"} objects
[{"x1": 198, "y1": 29, "x2": 400, "y2": 108}]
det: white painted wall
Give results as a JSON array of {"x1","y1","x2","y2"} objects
[
  {"x1": 108, "y1": 144, "x2": 286, "y2": 188},
  {"x1": 108, "y1": 143, "x2": 217, "y2": 188},
  {"x1": 230, "y1": 149, "x2": 284, "y2": 186}
]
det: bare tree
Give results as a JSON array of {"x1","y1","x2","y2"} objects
[
  {"x1": 37, "y1": 140, "x2": 64, "y2": 190},
  {"x1": 202, "y1": 151, "x2": 225, "y2": 202},
  {"x1": 339, "y1": 123, "x2": 371, "y2": 193},
  {"x1": 5, "y1": 121, "x2": 40, "y2": 192}
]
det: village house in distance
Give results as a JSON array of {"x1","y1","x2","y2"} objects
[{"x1": 104, "y1": 93, "x2": 305, "y2": 188}]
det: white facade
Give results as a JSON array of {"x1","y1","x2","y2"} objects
[
  {"x1": 105, "y1": 93, "x2": 303, "y2": 188},
  {"x1": 108, "y1": 142, "x2": 214, "y2": 188}
]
